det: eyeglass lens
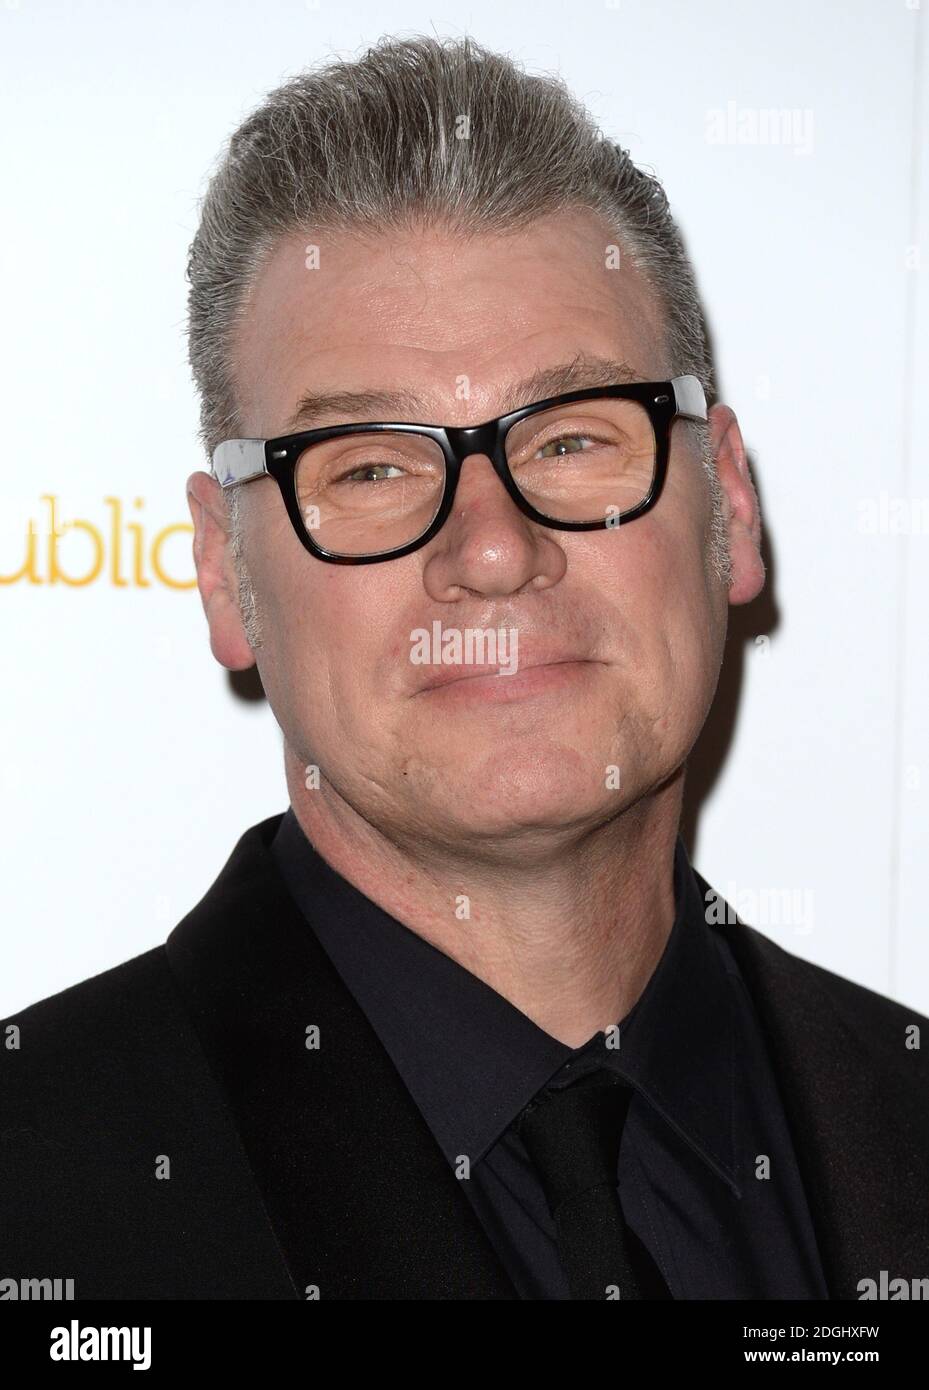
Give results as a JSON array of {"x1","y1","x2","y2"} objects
[{"x1": 294, "y1": 397, "x2": 657, "y2": 557}]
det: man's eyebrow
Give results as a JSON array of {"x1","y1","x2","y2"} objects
[{"x1": 281, "y1": 355, "x2": 649, "y2": 432}]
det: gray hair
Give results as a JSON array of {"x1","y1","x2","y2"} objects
[{"x1": 187, "y1": 34, "x2": 730, "y2": 649}]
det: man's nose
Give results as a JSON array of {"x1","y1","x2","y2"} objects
[{"x1": 421, "y1": 451, "x2": 566, "y2": 600}]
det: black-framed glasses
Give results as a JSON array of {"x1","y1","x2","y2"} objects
[{"x1": 210, "y1": 375, "x2": 707, "y2": 564}]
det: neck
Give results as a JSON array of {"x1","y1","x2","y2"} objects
[{"x1": 283, "y1": 748, "x2": 683, "y2": 1048}]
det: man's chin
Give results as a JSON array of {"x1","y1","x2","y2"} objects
[{"x1": 404, "y1": 784, "x2": 626, "y2": 852}]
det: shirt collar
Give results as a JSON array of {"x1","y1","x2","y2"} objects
[{"x1": 270, "y1": 808, "x2": 737, "y2": 1193}]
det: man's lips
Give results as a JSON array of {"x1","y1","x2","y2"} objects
[{"x1": 414, "y1": 654, "x2": 598, "y2": 695}]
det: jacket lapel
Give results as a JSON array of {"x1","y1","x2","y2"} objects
[
  {"x1": 166, "y1": 815, "x2": 519, "y2": 1300},
  {"x1": 705, "y1": 879, "x2": 929, "y2": 1300}
]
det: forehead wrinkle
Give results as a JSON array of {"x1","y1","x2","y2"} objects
[{"x1": 281, "y1": 352, "x2": 649, "y2": 432}]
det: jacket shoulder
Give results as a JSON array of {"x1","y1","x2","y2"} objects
[
  {"x1": 735, "y1": 917, "x2": 927, "y2": 1027},
  {"x1": 0, "y1": 877, "x2": 297, "y2": 1297},
  {"x1": 1, "y1": 946, "x2": 196, "y2": 1134},
  {"x1": 698, "y1": 865, "x2": 929, "y2": 1082},
  {"x1": 4, "y1": 943, "x2": 171, "y2": 1028}
]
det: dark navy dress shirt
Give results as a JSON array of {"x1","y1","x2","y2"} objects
[{"x1": 270, "y1": 807, "x2": 828, "y2": 1300}]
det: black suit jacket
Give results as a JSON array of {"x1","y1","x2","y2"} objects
[{"x1": 2, "y1": 812, "x2": 927, "y2": 1300}]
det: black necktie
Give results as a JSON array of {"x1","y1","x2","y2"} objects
[{"x1": 516, "y1": 1068, "x2": 672, "y2": 1300}]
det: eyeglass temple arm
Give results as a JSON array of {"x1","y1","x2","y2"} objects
[
  {"x1": 211, "y1": 444, "x2": 268, "y2": 489},
  {"x1": 211, "y1": 438, "x2": 269, "y2": 487},
  {"x1": 671, "y1": 375, "x2": 707, "y2": 421}
]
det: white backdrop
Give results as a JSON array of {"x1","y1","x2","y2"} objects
[{"x1": 3, "y1": 0, "x2": 927, "y2": 1018}]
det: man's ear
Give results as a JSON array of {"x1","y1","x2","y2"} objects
[
  {"x1": 708, "y1": 404, "x2": 765, "y2": 606},
  {"x1": 186, "y1": 471, "x2": 256, "y2": 670}
]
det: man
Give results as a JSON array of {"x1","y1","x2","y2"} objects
[{"x1": 3, "y1": 35, "x2": 927, "y2": 1302}]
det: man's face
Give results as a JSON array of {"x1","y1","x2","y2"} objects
[{"x1": 201, "y1": 210, "x2": 751, "y2": 853}]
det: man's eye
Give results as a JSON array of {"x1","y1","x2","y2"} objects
[
  {"x1": 536, "y1": 434, "x2": 593, "y2": 458},
  {"x1": 339, "y1": 463, "x2": 406, "y2": 483}
]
